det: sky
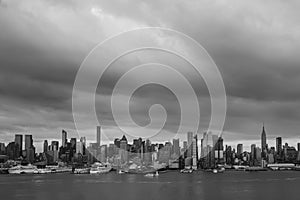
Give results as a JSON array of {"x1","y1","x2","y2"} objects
[{"x1": 0, "y1": 0, "x2": 300, "y2": 152}]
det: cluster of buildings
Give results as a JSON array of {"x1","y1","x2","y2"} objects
[
  {"x1": 199, "y1": 125, "x2": 300, "y2": 169},
  {"x1": 1, "y1": 125, "x2": 300, "y2": 169},
  {"x1": 0, "y1": 134, "x2": 35, "y2": 163}
]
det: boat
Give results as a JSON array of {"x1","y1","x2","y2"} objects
[
  {"x1": 117, "y1": 170, "x2": 126, "y2": 174},
  {"x1": 45, "y1": 165, "x2": 72, "y2": 173},
  {"x1": 8, "y1": 164, "x2": 37, "y2": 174},
  {"x1": 212, "y1": 167, "x2": 225, "y2": 174},
  {"x1": 90, "y1": 162, "x2": 112, "y2": 174},
  {"x1": 34, "y1": 168, "x2": 52, "y2": 174},
  {"x1": 72, "y1": 168, "x2": 90, "y2": 174},
  {"x1": 180, "y1": 169, "x2": 193, "y2": 173},
  {"x1": 144, "y1": 171, "x2": 159, "y2": 177}
]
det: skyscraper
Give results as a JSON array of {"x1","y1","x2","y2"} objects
[
  {"x1": 187, "y1": 132, "x2": 194, "y2": 157},
  {"x1": 25, "y1": 135, "x2": 33, "y2": 150},
  {"x1": 251, "y1": 144, "x2": 256, "y2": 162},
  {"x1": 14, "y1": 134, "x2": 23, "y2": 158},
  {"x1": 237, "y1": 144, "x2": 243, "y2": 156},
  {"x1": 261, "y1": 125, "x2": 267, "y2": 158},
  {"x1": 51, "y1": 141, "x2": 59, "y2": 151},
  {"x1": 173, "y1": 138, "x2": 180, "y2": 156},
  {"x1": 62, "y1": 130, "x2": 67, "y2": 148},
  {"x1": 25, "y1": 135, "x2": 35, "y2": 163},
  {"x1": 214, "y1": 136, "x2": 224, "y2": 165},
  {"x1": 120, "y1": 135, "x2": 128, "y2": 163},
  {"x1": 43, "y1": 140, "x2": 48, "y2": 153},
  {"x1": 97, "y1": 126, "x2": 101, "y2": 146},
  {"x1": 192, "y1": 135, "x2": 198, "y2": 169},
  {"x1": 276, "y1": 137, "x2": 282, "y2": 154},
  {"x1": 80, "y1": 137, "x2": 86, "y2": 155},
  {"x1": 76, "y1": 141, "x2": 84, "y2": 155}
]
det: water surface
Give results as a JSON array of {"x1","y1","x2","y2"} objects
[{"x1": 1, "y1": 171, "x2": 299, "y2": 200}]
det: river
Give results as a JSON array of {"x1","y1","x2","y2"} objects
[{"x1": 1, "y1": 170, "x2": 299, "y2": 200}]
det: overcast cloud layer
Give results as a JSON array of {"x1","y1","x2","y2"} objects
[{"x1": 1, "y1": 0, "x2": 300, "y2": 151}]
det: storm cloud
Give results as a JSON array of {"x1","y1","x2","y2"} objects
[{"x1": 0, "y1": 0, "x2": 300, "y2": 151}]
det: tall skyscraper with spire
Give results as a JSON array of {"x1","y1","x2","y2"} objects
[{"x1": 261, "y1": 124, "x2": 267, "y2": 159}]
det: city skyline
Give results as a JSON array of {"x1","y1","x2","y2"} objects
[
  {"x1": 1, "y1": 124, "x2": 299, "y2": 155},
  {"x1": 1, "y1": 1, "x2": 300, "y2": 148},
  {"x1": 2, "y1": 124, "x2": 300, "y2": 169},
  {"x1": 2, "y1": 123, "x2": 300, "y2": 153}
]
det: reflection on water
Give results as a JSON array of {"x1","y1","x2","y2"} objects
[{"x1": 1, "y1": 171, "x2": 300, "y2": 200}]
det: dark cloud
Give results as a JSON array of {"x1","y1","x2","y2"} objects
[{"x1": 0, "y1": 0, "x2": 300, "y2": 150}]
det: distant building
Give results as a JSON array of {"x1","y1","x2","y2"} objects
[
  {"x1": 43, "y1": 140, "x2": 48, "y2": 153},
  {"x1": 261, "y1": 125, "x2": 267, "y2": 159},
  {"x1": 187, "y1": 132, "x2": 194, "y2": 157},
  {"x1": 237, "y1": 144, "x2": 243, "y2": 156},
  {"x1": 173, "y1": 138, "x2": 180, "y2": 157},
  {"x1": 6, "y1": 142, "x2": 15, "y2": 160},
  {"x1": 97, "y1": 126, "x2": 101, "y2": 146},
  {"x1": 25, "y1": 135, "x2": 35, "y2": 163},
  {"x1": 276, "y1": 137, "x2": 282, "y2": 154},
  {"x1": 250, "y1": 144, "x2": 256, "y2": 165},
  {"x1": 119, "y1": 135, "x2": 128, "y2": 164},
  {"x1": 255, "y1": 147, "x2": 262, "y2": 166},
  {"x1": 51, "y1": 141, "x2": 59, "y2": 151},
  {"x1": 62, "y1": 130, "x2": 67, "y2": 148},
  {"x1": 0, "y1": 143, "x2": 5, "y2": 155},
  {"x1": 192, "y1": 135, "x2": 198, "y2": 169},
  {"x1": 76, "y1": 141, "x2": 84, "y2": 155},
  {"x1": 70, "y1": 138, "x2": 76, "y2": 150},
  {"x1": 14, "y1": 134, "x2": 23, "y2": 158},
  {"x1": 100, "y1": 145, "x2": 107, "y2": 163},
  {"x1": 214, "y1": 136, "x2": 224, "y2": 165}
]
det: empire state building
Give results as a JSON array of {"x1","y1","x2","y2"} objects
[{"x1": 261, "y1": 125, "x2": 267, "y2": 159}]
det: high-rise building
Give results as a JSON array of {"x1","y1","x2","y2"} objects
[
  {"x1": 214, "y1": 136, "x2": 224, "y2": 165},
  {"x1": 297, "y1": 143, "x2": 300, "y2": 152},
  {"x1": 119, "y1": 135, "x2": 128, "y2": 163},
  {"x1": 237, "y1": 144, "x2": 243, "y2": 156},
  {"x1": 120, "y1": 135, "x2": 128, "y2": 150},
  {"x1": 187, "y1": 132, "x2": 194, "y2": 157},
  {"x1": 70, "y1": 138, "x2": 76, "y2": 149},
  {"x1": 256, "y1": 147, "x2": 262, "y2": 165},
  {"x1": 0, "y1": 143, "x2": 5, "y2": 155},
  {"x1": 251, "y1": 144, "x2": 256, "y2": 161},
  {"x1": 43, "y1": 140, "x2": 48, "y2": 153},
  {"x1": 62, "y1": 130, "x2": 67, "y2": 148},
  {"x1": 51, "y1": 141, "x2": 59, "y2": 151},
  {"x1": 25, "y1": 135, "x2": 33, "y2": 151},
  {"x1": 261, "y1": 125, "x2": 267, "y2": 158},
  {"x1": 6, "y1": 142, "x2": 16, "y2": 160},
  {"x1": 145, "y1": 139, "x2": 151, "y2": 153},
  {"x1": 80, "y1": 137, "x2": 86, "y2": 155},
  {"x1": 14, "y1": 134, "x2": 23, "y2": 158},
  {"x1": 25, "y1": 135, "x2": 35, "y2": 163},
  {"x1": 192, "y1": 135, "x2": 198, "y2": 169},
  {"x1": 173, "y1": 138, "x2": 180, "y2": 157},
  {"x1": 100, "y1": 145, "x2": 107, "y2": 163},
  {"x1": 276, "y1": 137, "x2": 282, "y2": 154},
  {"x1": 97, "y1": 126, "x2": 101, "y2": 146},
  {"x1": 76, "y1": 141, "x2": 84, "y2": 155}
]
